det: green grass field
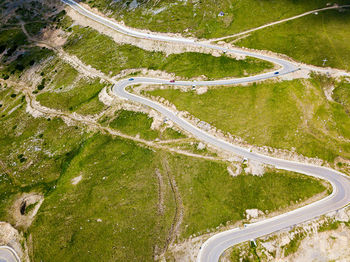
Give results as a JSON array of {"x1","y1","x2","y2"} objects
[
  {"x1": 109, "y1": 110, "x2": 160, "y2": 140},
  {"x1": 236, "y1": 9, "x2": 350, "y2": 71},
  {"x1": 99, "y1": 109, "x2": 186, "y2": 141},
  {"x1": 37, "y1": 77, "x2": 107, "y2": 115},
  {"x1": 42, "y1": 60, "x2": 80, "y2": 91},
  {"x1": 35, "y1": 57, "x2": 108, "y2": 116},
  {"x1": 84, "y1": 0, "x2": 349, "y2": 39},
  {"x1": 64, "y1": 26, "x2": 272, "y2": 79},
  {"x1": 29, "y1": 134, "x2": 165, "y2": 262},
  {"x1": 333, "y1": 81, "x2": 350, "y2": 113},
  {"x1": 166, "y1": 155, "x2": 325, "y2": 239},
  {"x1": 147, "y1": 76, "x2": 350, "y2": 162}
]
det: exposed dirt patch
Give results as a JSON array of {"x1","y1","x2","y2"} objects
[
  {"x1": 99, "y1": 86, "x2": 115, "y2": 106},
  {"x1": 227, "y1": 164, "x2": 242, "y2": 177},
  {"x1": 244, "y1": 160, "x2": 265, "y2": 176},
  {"x1": 10, "y1": 193, "x2": 44, "y2": 230},
  {"x1": 35, "y1": 26, "x2": 67, "y2": 48},
  {"x1": 195, "y1": 86, "x2": 208, "y2": 95}
]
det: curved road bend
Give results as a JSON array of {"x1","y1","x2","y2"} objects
[
  {"x1": 0, "y1": 246, "x2": 20, "y2": 262},
  {"x1": 61, "y1": 1, "x2": 350, "y2": 261},
  {"x1": 115, "y1": 78, "x2": 350, "y2": 262},
  {"x1": 62, "y1": 0, "x2": 298, "y2": 76}
]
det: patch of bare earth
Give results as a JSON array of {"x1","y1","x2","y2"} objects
[{"x1": 9, "y1": 193, "x2": 44, "y2": 230}]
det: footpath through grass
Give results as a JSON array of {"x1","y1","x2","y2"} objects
[
  {"x1": 236, "y1": 9, "x2": 350, "y2": 71},
  {"x1": 147, "y1": 76, "x2": 350, "y2": 162},
  {"x1": 64, "y1": 26, "x2": 272, "y2": 79},
  {"x1": 83, "y1": 0, "x2": 349, "y2": 39}
]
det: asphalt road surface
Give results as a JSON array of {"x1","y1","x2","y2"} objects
[
  {"x1": 0, "y1": 246, "x2": 20, "y2": 262},
  {"x1": 61, "y1": 1, "x2": 350, "y2": 261}
]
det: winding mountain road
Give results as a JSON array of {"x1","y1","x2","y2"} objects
[{"x1": 62, "y1": 1, "x2": 350, "y2": 261}]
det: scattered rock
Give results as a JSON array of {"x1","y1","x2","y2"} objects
[
  {"x1": 280, "y1": 234, "x2": 291, "y2": 246},
  {"x1": 71, "y1": 175, "x2": 83, "y2": 185},
  {"x1": 244, "y1": 160, "x2": 265, "y2": 176},
  {"x1": 196, "y1": 86, "x2": 208, "y2": 95},
  {"x1": 227, "y1": 164, "x2": 241, "y2": 177},
  {"x1": 197, "y1": 142, "x2": 206, "y2": 150},
  {"x1": 245, "y1": 209, "x2": 264, "y2": 220},
  {"x1": 261, "y1": 241, "x2": 275, "y2": 253}
]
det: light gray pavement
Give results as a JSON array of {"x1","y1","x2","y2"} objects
[
  {"x1": 0, "y1": 246, "x2": 20, "y2": 262},
  {"x1": 61, "y1": 1, "x2": 350, "y2": 261}
]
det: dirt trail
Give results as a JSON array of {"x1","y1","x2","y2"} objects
[
  {"x1": 210, "y1": 4, "x2": 350, "y2": 42},
  {"x1": 153, "y1": 157, "x2": 184, "y2": 260},
  {"x1": 155, "y1": 169, "x2": 165, "y2": 216},
  {"x1": 161, "y1": 156, "x2": 184, "y2": 249}
]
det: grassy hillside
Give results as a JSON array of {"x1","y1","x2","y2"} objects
[
  {"x1": 0, "y1": 85, "x2": 89, "y2": 221},
  {"x1": 83, "y1": 0, "x2": 349, "y2": 38},
  {"x1": 1, "y1": 83, "x2": 326, "y2": 260},
  {"x1": 64, "y1": 26, "x2": 273, "y2": 79},
  {"x1": 0, "y1": 86, "x2": 326, "y2": 261},
  {"x1": 333, "y1": 81, "x2": 350, "y2": 113},
  {"x1": 147, "y1": 76, "x2": 350, "y2": 162},
  {"x1": 28, "y1": 133, "x2": 325, "y2": 261},
  {"x1": 0, "y1": 1, "x2": 341, "y2": 260},
  {"x1": 33, "y1": 57, "x2": 107, "y2": 116},
  {"x1": 235, "y1": 9, "x2": 350, "y2": 71}
]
